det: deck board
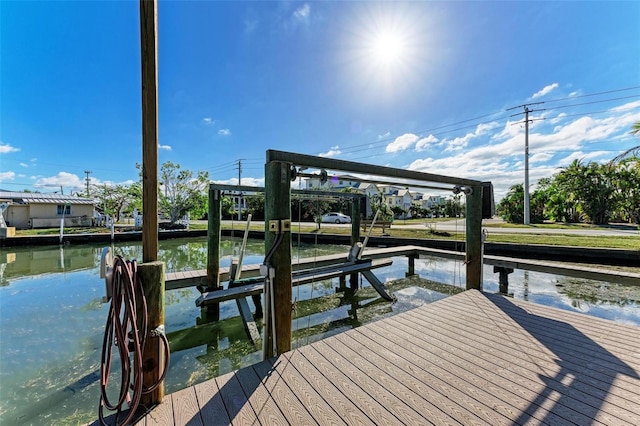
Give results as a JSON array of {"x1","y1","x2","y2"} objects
[{"x1": 101, "y1": 289, "x2": 640, "y2": 426}]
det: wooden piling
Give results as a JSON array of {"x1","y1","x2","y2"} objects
[
  {"x1": 465, "y1": 185, "x2": 483, "y2": 290},
  {"x1": 140, "y1": 0, "x2": 159, "y2": 264},
  {"x1": 138, "y1": 261, "x2": 165, "y2": 405},
  {"x1": 264, "y1": 160, "x2": 292, "y2": 357},
  {"x1": 350, "y1": 197, "x2": 361, "y2": 287},
  {"x1": 207, "y1": 187, "x2": 221, "y2": 290},
  {"x1": 205, "y1": 187, "x2": 222, "y2": 319}
]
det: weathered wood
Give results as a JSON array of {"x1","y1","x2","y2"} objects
[
  {"x1": 138, "y1": 261, "x2": 166, "y2": 405},
  {"x1": 264, "y1": 160, "x2": 293, "y2": 357},
  {"x1": 360, "y1": 269, "x2": 395, "y2": 301},
  {"x1": 266, "y1": 149, "x2": 481, "y2": 187},
  {"x1": 465, "y1": 185, "x2": 483, "y2": 290},
  {"x1": 196, "y1": 258, "x2": 393, "y2": 306},
  {"x1": 206, "y1": 187, "x2": 221, "y2": 291},
  {"x1": 235, "y1": 296, "x2": 261, "y2": 344},
  {"x1": 140, "y1": 0, "x2": 159, "y2": 263}
]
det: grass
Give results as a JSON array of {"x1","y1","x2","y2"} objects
[{"x1": 12, "y1": 221, "x2": 640, "y2": 250}]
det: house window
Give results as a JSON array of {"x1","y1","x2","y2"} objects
[{"x1": 57, "y1": 205, "x2": 71, "y2": 215}]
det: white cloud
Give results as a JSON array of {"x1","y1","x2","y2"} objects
[
  {"x1": 415, "y1": 135, "x2": 438, "y2": 151},
  {"x1": 0, "y1": 142, "x2": 19, "y2": 154},
  {"x1": 202, "y1": 117, "x2": 215, "y2": 125},
  {"x1": 34, "y1": 172, "x2": 84, "y2": 192},
  {"x1": 532, "y1": 83, "x2": 559, "y2": 99},
  {"x1": 319, "y1": 146, "x2": 341, "y2": 157},
  {"x1": 386, "y1": 133, "x2": 418, "y2": 153},
  {"x1": 214, "y1": 177, "x2": 265, "y2": 187},
  {"x1": 378, "y1": 131, "x2": 391, "y2": 140},
  {"x1": 218, "y1": 129, "x2": 231, "y2": 136},
  {"x1": 19, "y1": 163, "x2": 29, "y2": 168},
  {"x1": 0, "y1": 171, "x2": 16, "y2": 181},
  {"x1": 293, "y1": 3, "x2": 310, "y2": 22},
  {"x1": 529, "y1": 152, "x2": 554, "y2": 164},
  {"x1": 158, "y1": 144, "x2": 172, "y2": 151},
  {"x1": 557, "y1": 150, "x2": 611, "y2": 166}
]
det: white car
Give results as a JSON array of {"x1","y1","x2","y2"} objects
[{"x1": 321, "y1": 212, "x2": 351, "y2": 224}]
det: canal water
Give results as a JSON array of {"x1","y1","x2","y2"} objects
[{"x1": 0, "y1": 237, "x2": 638, "y2": 425}]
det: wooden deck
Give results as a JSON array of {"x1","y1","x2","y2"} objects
[{"x1": 97, "y1": 289, "x2": 640, "y2": 425}]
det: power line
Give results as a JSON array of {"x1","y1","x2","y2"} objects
[{"x1": 542, "y1": 85, "x2": 640, "y2": 104}]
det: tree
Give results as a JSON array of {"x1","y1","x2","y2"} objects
[
  {"x1": 159, "y1": 161, "x2": 209, "y2": 224},
  {"x1": 369, "y1": 193, "x2": 393, "y2": 221},
  {"x1": 92, "y1": 183, "x2": 135, "y2": 223},
  {"x1": 555, "y1": 160, "x2": 614, "y2": 224},
  {"x1": 497, "y1": 184, "x2": 525, "y2": 224}
]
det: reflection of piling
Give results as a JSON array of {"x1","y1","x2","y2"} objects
[{"x1": 493, "y1": 266, "x2": 514, "y2": 294}]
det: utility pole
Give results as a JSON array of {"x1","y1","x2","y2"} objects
[
  {"x1": 508, "y1": 102, "x2": 544, "y2": 225},
  {"x1": 236, "y1": 159, "x2": 244, "y2": 220},
  {"x1": 84, "y1": 170, "x2": 92, "y2": 197}
]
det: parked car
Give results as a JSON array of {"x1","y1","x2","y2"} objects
[{"x1": 321, "y1": 212, "x2": 351, "y2": 224}]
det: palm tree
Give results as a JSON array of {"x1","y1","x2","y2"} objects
[{"x1": 611, "y1": 121, "x2": 640, "y2": 164}]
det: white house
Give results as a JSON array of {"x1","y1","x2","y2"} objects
[{"x1": 0, "y1": 191, "x2": 96, "y2": 229}]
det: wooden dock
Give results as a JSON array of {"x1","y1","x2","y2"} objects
[
  {"x1": 98, "y1": 289, "x2": 640, "y2": 425},
  {"x1": 165, "y1": 245, "x2": 640, "y2": 291}
]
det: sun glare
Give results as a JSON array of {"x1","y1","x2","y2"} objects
[{"x1": 370, "y1": 31, "x2": 407, "y2": 67}]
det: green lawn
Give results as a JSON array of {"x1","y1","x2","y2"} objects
[{"x1": 12, "y1": 221, "x2": 639, "y2": 250}]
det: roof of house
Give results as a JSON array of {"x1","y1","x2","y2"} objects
[{"x1": 0, "y1": 191, "x2": 96, "y2": 205}]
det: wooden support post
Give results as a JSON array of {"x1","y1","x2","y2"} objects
[
  {"x1": 406, "y1": 255, "x2": 416, "y2": 277},
  {"x1": 493, "y1": 266, "x2": 514, "y2": 294},
  {"x1": 350, "y1": 197, "x2": 361, "y2": 288},
  {"x1": 465, "y1": 185, "x2": 483, "y2": 290},
  {"x1": 206, "y1": 187, "x2": 221, "y2": 319},
  {"x1": 264, "y1": 160, "x2": 292, "y2": 357},
  {"x1": 140, "y1": 0, "x2": 159, "y2": 264},
  {"x1": 138, "y1": 261, "x2": 165, "y2": 405}
]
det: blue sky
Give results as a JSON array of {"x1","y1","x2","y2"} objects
[{"x1": 1, "y1": 1, "x2": 639, "y2": 201}]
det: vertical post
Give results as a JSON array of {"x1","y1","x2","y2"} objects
[
  {"x1": 138, "y1": 261, "x2": 165, "y2": 405},
  {"x1": 139, "y1": 0, "x2": 165, "y2": 405},
  {"x1": 206, "y1": 186, "x2": 222, "y2": 319},
  {"x1": 349, "y1": 197, "x2": 361, "y2": 288},
  {"x1": 350, "y1": 196, "x2": 361, "y2": 247},
  {"x1": 465, "y1": 185, "x2": 483, "y2": 290},
  {"x1": 524, "y1": 107, "x2": 530, "y2": 225},
  {"x1": 264, "y1": 160, "x2": 292, "y2": 357},
  {"x1": 406, "y1": 255, "x2": 416, "y2": 277},
  {"x1": 140, "y1": 0, "x2": 159, "y2": 264}
]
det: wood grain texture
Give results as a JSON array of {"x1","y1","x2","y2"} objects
[
  {"x1": 127, "y1": 289, "x2": 640, "y2": 426},
  {"x1": 193, "y1": 376, "x2": 230, "y2": 426}
]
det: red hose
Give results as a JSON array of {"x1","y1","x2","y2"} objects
[{"x1": 98, "y1": 256, "x2": 170, "y2": 425}]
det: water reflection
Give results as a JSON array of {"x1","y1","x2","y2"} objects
[{"x1": 0, "y1": 239, "x2": 638, "y2": 425}]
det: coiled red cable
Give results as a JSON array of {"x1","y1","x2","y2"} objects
[{"x1": 99, "y1": 256, "x2": 170, "y2": 425}]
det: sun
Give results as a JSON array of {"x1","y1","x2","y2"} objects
[{"x1": 370, "y1": 31, "x2": 407, "y2": 66}]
